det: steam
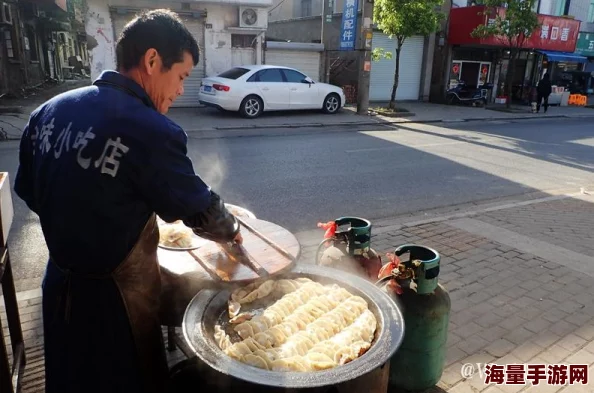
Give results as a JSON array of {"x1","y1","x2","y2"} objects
[{"x1": 192, "y1": 139, "x2": 229, "y2": 193}]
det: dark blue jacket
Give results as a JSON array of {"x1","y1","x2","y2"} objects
[{"x1": 14, "y1": 70, "x2": 212, "y2": 273}]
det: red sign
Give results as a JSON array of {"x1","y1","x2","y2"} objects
[{"x1": 448, "y1": 6, "x2": 580, "y2": 52}]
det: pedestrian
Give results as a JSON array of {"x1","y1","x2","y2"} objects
[
  {"x1": 14, "y1": 9, "x2": 242, "y2": 393},
  {"x1": 536, "y1": 72, "x2": 552, "y2": 113}
]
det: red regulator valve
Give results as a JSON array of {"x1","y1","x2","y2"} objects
[{"x1": 317, "y1": 221, "x2": 338, "y2": 239}]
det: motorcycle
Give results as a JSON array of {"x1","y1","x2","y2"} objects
[{"x1": 446, "y1": 81, "x2": 493, "y2": 107}]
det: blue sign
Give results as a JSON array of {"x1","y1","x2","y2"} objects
[{"x1": 339, "y1": 0, "x2": 359, "y2": 50}]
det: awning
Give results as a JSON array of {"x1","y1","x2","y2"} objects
[{"x1": 537, "y1": 50, "x2": 588, "y2": 63}]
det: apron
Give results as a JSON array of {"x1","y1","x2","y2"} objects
[{"x1": 53, "y1": 213, "x2": 168, "y2": 393}]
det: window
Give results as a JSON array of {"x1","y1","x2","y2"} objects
[
  {"x1": 252, "y1": 68, "x2": 285, "y2": 82},
  {"x1": 555, "y1": 0, "x2": 567, "y2": 15},
  {"x1": 26, "y1": 26, "x2": 39, "y2": 62},
  {"x1": 301, "y1": 0, "x2": 312, "y2": 17},
  {"x1": 231, "y1": 34, "x2": 257, "y2": 48},
  {"x1": 4, "y1": 29, "x2": 16, "y2": 59},
  {"x1": 218, "y1": 67, "x2": 251, "y2": 79},
  {"x1": 282, "y1": 69, "x2": 307, "y2": 83},
  {"x1": 589, "y1": 1, "x2": 594, "y2": 23}
]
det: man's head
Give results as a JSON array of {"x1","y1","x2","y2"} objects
[{"x1": 116, "y1": 9, "x2": 199, "y2": 114}]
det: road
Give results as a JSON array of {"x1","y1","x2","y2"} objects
[{"x1": 1, "y1": 117, "x2": 593, "y2": 289}]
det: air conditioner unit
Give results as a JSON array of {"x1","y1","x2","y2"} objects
[
  {"x1": 1, "y1": 3, "x2": 12, "y2": 25},
  {"x1": 238, "y1": 7, "x2": 267, "y2": 29}
]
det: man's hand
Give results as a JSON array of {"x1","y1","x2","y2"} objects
[{"x1": 233, "y1": 232, "x2": 243, "y2": 245}]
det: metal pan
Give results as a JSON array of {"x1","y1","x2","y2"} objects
[{"x1": 182, "y1": 264, "x2": 405, "y2": 389}]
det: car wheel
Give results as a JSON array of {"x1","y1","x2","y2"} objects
[
  {"x1": 239, "y1": 95, "x2": 263, "y2": 119},
  {"x1": 322, "y1": 93, "x2": 341, "y2": 114}
]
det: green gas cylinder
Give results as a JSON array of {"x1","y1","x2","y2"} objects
[{"x1": 379, "y1": 244, "x2": 451, "y2": 391}]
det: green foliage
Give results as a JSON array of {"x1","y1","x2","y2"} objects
[
  {"x1": 374, "y1": 0, "x2": 444, "y2": 45},
  {"x1": 371, "y1": 48, "x2": 393, "y2": 62},
  {"x1": 470, "y1": 0, "x2": 540, "y2": 48},
  {"x1": 372, "y1": 0, "x2": 443, "y2": 107}
]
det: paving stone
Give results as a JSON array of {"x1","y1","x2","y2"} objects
[
  {"x1": 509, "y1": 341, "x2": 545, "y2": 362},
  {"x1": 483, "y1": 339, "x2": 516, "y2": 358},
  {"x1": 555, "y1": 334, "x2": 588, "y2": 353},
  {"x1": 548, "y1": 320, "x2": 579, "y2": 337},
  {"x1": 504, "y1": 327, "x2": 536, "y2": 346}
]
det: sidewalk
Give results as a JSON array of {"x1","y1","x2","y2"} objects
[
  {"x1": 2, "y1": 98, "x2": 593, "y2": 141},
  {"x1": 3, "y1": 190, "x2": 594, "y2": 392},
  {"x1": 165, "y1": 101, "x2": 594, "y2": 134}
]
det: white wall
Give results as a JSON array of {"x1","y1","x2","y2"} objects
[
  {"x1": 85, "y1": 0, "x2": 116, "y2": 80},
  {"x1": 84, "y1": 0, "x2": 268, "y2": 79}
]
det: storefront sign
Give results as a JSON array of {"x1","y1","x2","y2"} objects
[
  {"x1": 448, "y1": 6, "x2": 580, "y2": 53},
  {"x1": 575, "y1": 32, "x2": 594, "y2": 57},
  {"x1": 339, "y1": 0, "x2": 359, "y2": 50}
]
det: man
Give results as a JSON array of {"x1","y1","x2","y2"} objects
[
  {"x1": 537, "y1": 72, "x2": 552, "y2": 113},
  {"x1": 14, "y1": 9, "x2": 241, "y2": 393}
]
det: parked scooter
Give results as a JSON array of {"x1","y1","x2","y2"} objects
[{"x1": 446, "y1": 81, "x2": 493, "y2": 107}]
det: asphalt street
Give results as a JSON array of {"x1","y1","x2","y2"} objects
[{"x1": 1, "y1": 117, "x2": 593, "y2": 288}]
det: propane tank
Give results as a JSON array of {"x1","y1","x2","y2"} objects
[
  {"x1": 315, "y1": 217, "x2": 382, "y2": 280},
  {"x1": 377, "y1": 244, "x2": 451, "y2": 391}
]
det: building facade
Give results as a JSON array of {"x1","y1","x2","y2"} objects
[
  {"x1": 429, "y1": 1, "x2": 590, "y2": 104},
  {"x1": 84, "y1": 0, "x2": 270, "y2": 108},
  {"x1": 267, "y1": 0, "x2": 433, "y2": 102},
  {"x1": 0, "y1": 0, "x2": 89, "y2": 97}
]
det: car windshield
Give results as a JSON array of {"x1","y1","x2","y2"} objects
[{"x1": 217, "y1": 67, "x2": 251, "y2": 80}]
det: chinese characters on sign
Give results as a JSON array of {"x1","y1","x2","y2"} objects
[
  {"x1": 576, "y1": 32, "x2": 594, "y2": 57},
  {"x1": 32, "y1": 118, "x2": 130, "y2": 178},
  {"x1": 483, "y1": 364, "x2": 589, "y2": 386},
  {"x1": 339, "y1": 0, "x2": 359, "y2": 50}
]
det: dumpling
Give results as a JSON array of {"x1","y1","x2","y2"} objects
[
  {"x1": 267, "y1": 326, "x2": 288, "y2": 346},
  {"x1": 242, "y1": 354, "x2": 269, "y2": 370},
  {"x1": 243, "y1": 337, "x2": 264, "y2": 352},
  {"x1": 237, "y1": 288, "x2": 259, "y2": 304},
  {"x1": 228, "y1": 300, "x2": 241, "y2": 319},
  {"x1": 278, "y1": 320, "x2": 300, "y2": 337},
  {"x1": 252, "y1": 349, "x2": 275, "y2": 369},
  {"x1": 271, "y1": 356, "x2": 310, "y2": 372},
  {"x1": 334, "y1": 346, "x2": 356, "y2": 365},
  {"x1": 256, "y1": 280, "x2": 276, "y2": 299},
  {"x1": 250, "y1": 316, "x2": 269, "y2": 333},
  {"x1": 275, "y1": 279, "x2": 299, "y2": 295},
  {"x1": 253, "y1": 332, "x2": 274, "y2": 348},
  {"x1": 229, "y1": 312, "x2": 252, "y2": 324},
  {"x1": 306, "y1": 352, "x2": 336, "y2": 370},
  {"x1": 295, "y1": 277, "x2": 313, "y2": 284},
  {"x1": 262, "y1": 309, "x2": 283, "y2": 325},
  {"x1": 234, "y1": 321, "x2": 255, "y2": 339},
  {"x1": 231, "y1": 283, "x2": 257, "y2": 303},
  {"x1": 350, "y1": 340, "x2": 372, "y2": 357},
  {"x1": 214, "y1": 325, "x2": 232, "y2": 350}
]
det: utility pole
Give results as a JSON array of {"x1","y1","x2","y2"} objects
[
  {"x1": 321, "y1": 0, "x2": 334, "y2": 83},
  {"x1": 356, "y1": 0, "x2": 374, "y2": 115}
]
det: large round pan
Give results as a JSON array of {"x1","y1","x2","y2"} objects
[{"x1": 182, "y1": 264, "x2": 405, "y2": 389}]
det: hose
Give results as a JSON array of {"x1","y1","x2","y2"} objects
[{"x1": 314, "y1": 238, "x2": 334, "y2": 265}]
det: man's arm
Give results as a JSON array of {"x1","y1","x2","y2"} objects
[
  {"x1": 14, "y1": 123, "x2": 39, "y2": 214},
  {"x1": 126, "y1": 121, "x2": 239, "y2": 243}
]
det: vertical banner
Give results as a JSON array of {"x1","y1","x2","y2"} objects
[{"x1": 339, "y1": 0, "x2": 359, "y2": 51}]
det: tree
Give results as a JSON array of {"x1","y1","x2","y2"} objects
[
  {"x1": 471, "y1": 0, "x2": 539, "y2": 108},
  {"x1": 373, "y1": 0, "x2": 443, "y2": 110}
]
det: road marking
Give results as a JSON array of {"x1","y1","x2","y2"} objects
[
  {"x1": 447, "y1": 217, "x2": 594, "y2": 278},
  {"x1": 345, "y1": 141, "x2": 465, "y2": 153}
]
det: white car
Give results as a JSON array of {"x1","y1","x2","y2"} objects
[{"x1": 198, "y1": 65, "x2": 346, "y2": 119}]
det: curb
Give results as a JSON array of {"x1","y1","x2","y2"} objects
[{"x1": 184, "y1": 113, "x2": 594, "y2": 133}]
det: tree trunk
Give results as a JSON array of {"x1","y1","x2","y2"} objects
[
  {"x1": 389, "y1": 41, "x2": 403, "y2": 110},
  {"x1": 504, "y1": 48, "x2": 518, "y2": 109}
]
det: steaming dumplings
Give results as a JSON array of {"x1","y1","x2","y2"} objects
[
  {"x1": 218, "y1": 278, "x2": 377, "y2": 373},
  {"x1": 158, "y1": 220, "x2": 195, "y2": 248}
]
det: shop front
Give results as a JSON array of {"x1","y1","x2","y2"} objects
[
  {"x1": 574, "y1": 32, "x2": 594, "y2": 95},
  {"x1": 447, "y1": 5, "x2": 581, "y2": 104}
]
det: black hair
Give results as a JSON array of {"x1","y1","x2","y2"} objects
[{"x1": 115, "y1": 9, "x2": 200, "y2": 72}]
